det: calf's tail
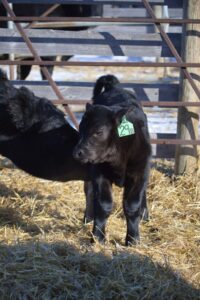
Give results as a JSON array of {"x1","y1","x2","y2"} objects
[{"x1": 93, "y1": 74, "x2": 120, "y2": 98}]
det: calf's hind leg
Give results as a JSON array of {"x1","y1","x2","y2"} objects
[{"x1": 123, "y1": 177, "x2": 147, "y2": 246}]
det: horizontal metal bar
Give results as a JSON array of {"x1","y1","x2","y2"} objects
[
  {"x1": 23, "y1": 21, "x2": 176, "y2": 29},
  {"x1": 1, "y1": 60, "x2": 200, "y2": 68},
  {"x1": 143, "y1": 101, "x2": 200, "y2": 107},
  {"x1": 0, "y1": 16, "x2": 200, "y2": 25},
  {"x1": 150, "y1": 139, "x2": 200, "y2": 145},
  {"x1": 51, "y1": 100, "x2": 200, "y2": 108},
  {"x1": 53, "y1": 99, "x2": 92, "y2": 105},
  {"x1": 6, "y1": 0, "x2": 174, "y2": 4}
]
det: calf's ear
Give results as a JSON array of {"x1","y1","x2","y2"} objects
[
  {"x1": 114, "y1": 107, "x2": 132, "y2": 124},
  {"x1": 86, "y1": 102, "x2": 92, "y2": 111}
]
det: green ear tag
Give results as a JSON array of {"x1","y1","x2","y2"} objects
[{"x1": 117, "y1": 116, "x2": 135, "y2": 137}]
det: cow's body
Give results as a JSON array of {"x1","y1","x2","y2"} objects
[
  {"x1": 74, "y1": 75, "x2": 151, "y2": 245},
  {"x1": 0, "y1": 69, "x2": 90, "y2": 182}
]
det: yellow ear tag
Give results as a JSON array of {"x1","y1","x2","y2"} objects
[{"x1": 117, "y1": 116, "x2": 135, "y2": 137}]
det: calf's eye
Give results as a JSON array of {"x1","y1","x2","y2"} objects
[{"x1": 94, "y1": 130, "x2": 103, "y2": 137}]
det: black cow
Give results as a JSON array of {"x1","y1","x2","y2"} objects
[
  {"x1": 0, "y1": 68, "x2": 90, "y2": 182},
  {"x1": 73, "y1": 75, "x2": 151, "y2": 245},
  {"x1": 0, "y1": 3, "x2": 103, "y2": 79}
]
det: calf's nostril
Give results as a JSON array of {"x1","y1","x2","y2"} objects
[
  {"x1": 73, "y1": 148, "x2": 83, "y2": 159},
  {"x1": 77, "y1": 150, "x2": 83, "y2": 158}
]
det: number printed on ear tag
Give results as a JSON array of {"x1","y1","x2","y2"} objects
[{"x1": 117, "y1": 116, "x2": 135, "y2": 137}]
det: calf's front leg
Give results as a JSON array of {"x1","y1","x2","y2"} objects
[
  {"x1": 84, "y1": 181, "x2": 94, "y2": 224},
  {"x1": 140, "y1": 191, "x2": 149, "y2": 221},
  {"x1": 92, "y1": 176, "x2": 113, "y2": 243}
]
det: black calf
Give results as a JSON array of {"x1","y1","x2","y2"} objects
[
  {"x1": 0, "y1": 69, "x2": 90, "y2": 182},
  {"x1": 74, "y1": 75, "x2": 151, "y2": 245}
]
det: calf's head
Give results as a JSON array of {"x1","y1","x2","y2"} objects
[{"x1": 73, "y1": 103, "x2": 130, "y2": 164}]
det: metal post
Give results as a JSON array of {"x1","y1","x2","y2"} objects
[{"x1": 175, "y1": 0, "x2": 200, "y2": 175}]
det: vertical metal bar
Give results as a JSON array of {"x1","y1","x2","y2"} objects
[
  {"x1": 142, "y1": 0, "x2": 200, "y2": 100},
  {"x1": 8, "y1": 2, "x2": 15, "y2": 80},
  {"x1": 1, "y1": 0, "x2": 79, "y2": 129}
]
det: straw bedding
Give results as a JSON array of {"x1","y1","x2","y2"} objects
[{"x1": 0, "y1": 158, "x2": 199, "y2": 299}]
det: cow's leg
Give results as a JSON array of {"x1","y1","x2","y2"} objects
[
  {"x1": 123, "y1": 176, "x2": 147, "y2": 246},
  {"x1": 92, "y1": 176, "x2": 113, "y2": 243},
  {"x1": 61, "y1": 55, "x2": 72, "y2": 62},
  {"x1": 40, "y1": 56, "x2": 55, "y2": 80},
  {"x1": 17, "y1": 58, "x2": 33, "y2": 80},
  {"x1": 84, "y1": 181, "x2": 94, "y2": 224},
  {"x1": 17, "y1": 56, "x2": 55, "y2": 80}
]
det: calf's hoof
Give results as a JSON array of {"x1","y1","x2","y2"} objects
[
  {"x1": 83, "y1": 215, "x2": 94, "y2": 224},
  {"x1": 140, "y1": 208, "x2": 149, "y2": 222},
  {"x1": 91, "y1": 229, "x2": 106, "y2": 244},
  {"x1": 90, "y1": 235, "x2": 106, "y2": 244},
  {"x1": 125, "y1": 235, "x2": 140, "y2": 246}
]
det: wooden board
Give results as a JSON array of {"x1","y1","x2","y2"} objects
[
  {"x1": 95, "y1": 25, "x2": 182, "y2": 34},
  {"x1": 12, "y1": 80, "x2": 179, "y2": 102},
  {"x1": 0, "y1": 28, "x2": 181, "y2": 58},
  {"x1": 104, "y1": 7, "x2": 183, "y2": 18}
]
